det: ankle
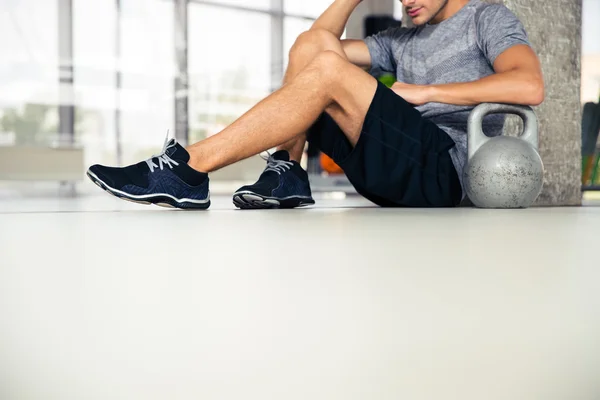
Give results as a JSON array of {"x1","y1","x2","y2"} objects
[
  {"x1": 276, "y1": 147, "x2": 303, "y2": 163},
  {"x1": 186, "y1": 147, "x2": 210, "y2": 173},
  {"x1": 290, "y1": 153, "x2": 305, "y2": 163}
]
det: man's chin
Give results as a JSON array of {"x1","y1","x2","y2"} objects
[{"x1": 410, "y1": 16, "x2": 428, "y2": 26}]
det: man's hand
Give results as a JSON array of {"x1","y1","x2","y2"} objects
[{"x1": 391, "y1": 82, "x2": 433, "y2": 106}]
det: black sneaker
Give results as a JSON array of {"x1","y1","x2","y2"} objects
[
  {"x1": 233, "y1": 150, "x2": 315, "y2": 209},
  {"x1": 87, "y1": 138, "x2": 210, "y2": 210}
]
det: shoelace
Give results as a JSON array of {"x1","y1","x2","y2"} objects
[
  {"x1": 262, "y1": 152, "x2": 294, "y2": 174},
  {"x1": 145, "y1": 135, "x2": 180, "y2": 173}
]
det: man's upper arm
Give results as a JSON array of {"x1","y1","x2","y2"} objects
[
  {"x1": 341, "y1": 39, "x2": 372, "y2": 69},
  {"x1": 493, "y1": 44, "x2": 544, "y2": 104},
  {"x1": 363, "y1": 27, "x2": 403, "y2": 73},
  {"x1": 492, "y1": 44, "x2": 541, "y2": 75},
  {"x1": 477, "y1": 4, "x2": 544, "y2": 100},
  {"x1": 476, "y1": 4, "x2": 530, "y2": 66}
]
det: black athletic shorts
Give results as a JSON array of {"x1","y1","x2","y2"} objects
[{"x1": 307, "y1": 81, "x2": 463, "y2": 207}]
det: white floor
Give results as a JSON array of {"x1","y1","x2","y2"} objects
[{"x1": 1, "y1": 188, "x2": 600, "y2": 400}]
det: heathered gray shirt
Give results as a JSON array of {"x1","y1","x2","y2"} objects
[{"x1": 364, "y1": 0, "x2": 530, "y2": 192}]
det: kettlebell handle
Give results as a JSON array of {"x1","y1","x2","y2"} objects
[{"x1": 468, "y1": 103, "x2": 539, "y2": 159}]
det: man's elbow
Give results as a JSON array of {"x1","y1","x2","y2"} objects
[{"x1": 527, "y1": 75, "x2": 545, "y2": 106}]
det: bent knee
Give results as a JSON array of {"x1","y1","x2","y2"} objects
[{"x1": 290, "y1": 29, "x2": 341, "y2": 58}]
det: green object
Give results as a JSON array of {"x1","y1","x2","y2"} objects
[
  {"x1": 593, "y1": 155, "x2": 600, "y2": 184},
  {"x1": 378, "y1": 74, "x2": 396, "y2": 88},
  {"x1": 581, "y1": 102, "x2": 600, "y2": 185}
]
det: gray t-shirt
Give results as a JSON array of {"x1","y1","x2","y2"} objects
[{"x1": 364, "y1": 0, "x2": 530, "y2": 192}]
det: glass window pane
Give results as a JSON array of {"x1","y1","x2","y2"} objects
[
  {"x1": 73, "y1": 0, "x2": 117, "y2": 166},
  {"x1": 0, "y1": 0, "x2": 58, "y2": 147},
  {"x1": 74, "y1": 0, "x2": 175, "y2": 168},
  {"x1": 582, "y1": 0, "x2": 600, "y2": 103},
  {"x1": 283, "y1": 17, "x2": 345, "y2": 70},
  {"x1": 283, "y1": 17, "x2": 314, "y2": 69},
  {"x1": 212, "y1": 0, "x2": 271, "y2": 11},
  {"x1": 119, "y1": 0, "x2": 175, "y2": 165},
  {"x1": 394, "y1": 0, "x2": 404, "y2": 20},
  {"x1": 284, "y1": 0, "x2": 329, "y2": 18},
  {"x1": 189, "y1": 4, "x2": 270, "y2": 144}
]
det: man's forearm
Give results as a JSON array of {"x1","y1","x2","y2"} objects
[
  {"x1": 311, "y1": 0, "x2": 362, "y2": 38},
  {"x1": 429, "y1": 70, "x2": 545, "y2": 106}
]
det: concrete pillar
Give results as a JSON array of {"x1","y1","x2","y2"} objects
[
  {"x1": 270, "y1": 0, "x2": 284, "y2": 91},
  {"x1": 115, "y1": 0, "x2": 123, "y2": 164},
  {"x1": 174, "y1": 0, "x2": 189, "y2": 146},
  {"x1": 58, "y1": 0, "x2": 75, "y2": 145},
  {"x1": 486, "y1": 0, "x2": 582, "y2": 206}
]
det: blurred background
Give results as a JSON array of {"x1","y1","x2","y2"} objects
[{"x1": 0, "y1": 0, "x2": 598, "y2": 196}]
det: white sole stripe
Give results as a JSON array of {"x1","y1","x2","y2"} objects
[
  {"x1": 234, "y1": 190, "x2": 313, "y2": 202},
  {"x1": 87, "y1": 170, "x2": 210, "y2": 205}
]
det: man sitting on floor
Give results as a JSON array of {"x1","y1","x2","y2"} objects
[{"x1": 87, "y1": 0, "x2": 544, "y2": 209}]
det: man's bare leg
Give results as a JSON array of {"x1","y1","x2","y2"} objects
[
  {"x1": 276, "y1": 29, "x2": 350, "y2": 161},
  {"x1": 186, "y1": 51, "x2": 377, "y2": 174}
]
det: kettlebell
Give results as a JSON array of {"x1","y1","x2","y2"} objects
[{"x1": 464, "y1": 103, "x2": 544, "y2": 209}]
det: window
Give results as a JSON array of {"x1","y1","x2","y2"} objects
[
  {"x1": 394, "y1": 0, "x2": 404, "y2": 21},
  {"x1": 118, "y1": 0, "x2": 175, "y2": 165},
  {"x1": 582, "y1": 0, "x2": 600, "y2": 103},
  {"x1": 284, "y1": 0, "x2": 330, "y2": 18},
  {"x1": 0, "y1": 0, "x2": 58, "y2": 146},
  {"x1": 187, "y1": 0, "x2": 329, "y2": 145},
  {"x1": 73, "y1": 0, "x2": 117, "y2": 166},
  {"x1": 0, "y1": 0, "x2": 330, "y2": 181},
  {"x1": 283, "y1": 17, "x2": 314, "y2": 70},
  {"x1": 188, "y1": 4, "x2": 271, "y2": 143},
  {"x1": 75, "y1": 0, "x2": 177, "y2": 166},
  {"x1": 209, "y1": 0, "x2": 271, "y2": 12}
]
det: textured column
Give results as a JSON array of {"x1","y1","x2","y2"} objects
[
  {"x1": 58, "y1": 0, "x2": 75, "y2": 145},
  {"x1": 115, "y1": 0, "x2": 123, "y2": 164},
  {"x1": 270, "y1": 0, "x2": 284, "y2": 91},
  {"x1": 174, "y1": 0, "x2": 189, "y2": 147},
  {"x1": 486, "y1": 0, "x2": 582, "y2": 206}
]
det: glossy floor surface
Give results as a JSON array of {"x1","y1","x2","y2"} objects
[{"x1": 1, "y1": 189, "x2": 599, "y2": 400}]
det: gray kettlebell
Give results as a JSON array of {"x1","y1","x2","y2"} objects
[{"x1": 464, "y1": 103, "x2": 544, "y2": 209}]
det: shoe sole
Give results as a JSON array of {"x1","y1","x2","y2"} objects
[
  {"x1": 233, "y1": 191, "x2": 315, "y2": 210},
  {"x1": 87, "y1": 170, "x2": 210, "y2": 210}
]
